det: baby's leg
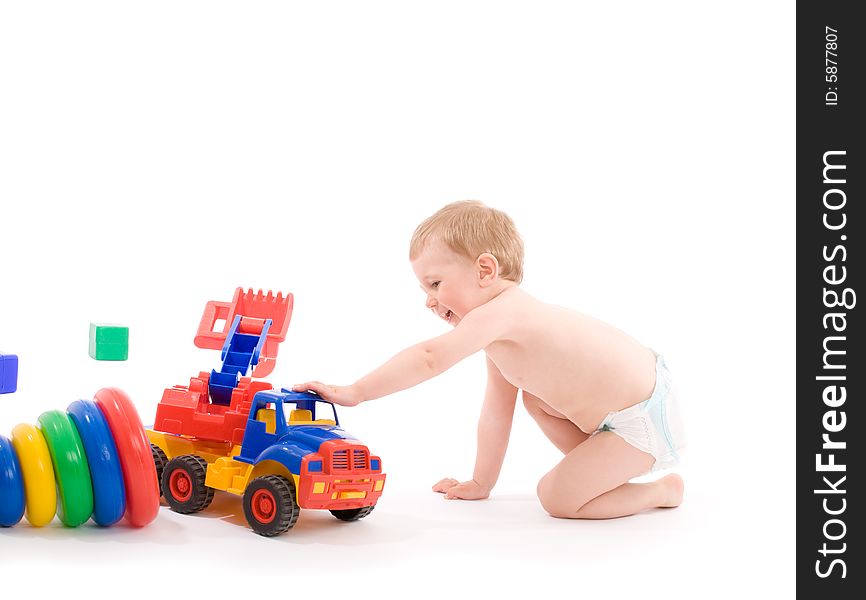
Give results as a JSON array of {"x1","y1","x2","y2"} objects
[
  {"x1": 523, "y1": 391, "x2": 589, "y2": 453},
  {"x1": 536, "y1": 431, "x2": 684, "y2": 519}
]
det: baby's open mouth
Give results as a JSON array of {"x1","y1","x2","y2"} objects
[{"x1": 442, "y1": 309, "x2": 453, "y2": 321}]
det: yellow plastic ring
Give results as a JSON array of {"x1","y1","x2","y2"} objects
[{"x1": 11, "y1": 423, "x2": 57, "y2": 527}]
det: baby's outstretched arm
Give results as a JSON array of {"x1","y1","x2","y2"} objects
[
  {"x1": 433, "y1": 356, "x2": 517, "y2": 500},
  {"x1": 293, "y1": 303, "x2": 505, "y2": 406}
]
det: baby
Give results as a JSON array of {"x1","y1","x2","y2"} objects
[{"x1": 294, "y1": 200, "x2": 685, "y2": 519}]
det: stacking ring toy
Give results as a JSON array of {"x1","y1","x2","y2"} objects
[
  {"x1": 2, "y1": 387, "x2": 158, "y2": 529},
  {"x1": 0, "y1": 435, "x2": 26, "y2": 527},
  {"x1": 38, "y1": 410, "x2": 94, "y2": 527},
  {"x1": 10, "y1": 423, "x2": 57, "y2": 527},
  {"x1": 95, "y1": 387, "x2": 159, "y2": 527},
  {"x1": 68, "y1": 400, "x2": 125, "y2": 526}
]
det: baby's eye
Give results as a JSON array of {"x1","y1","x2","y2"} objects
[{"x1": 431, "y1": 281, "x2": 440, "y2": 289}]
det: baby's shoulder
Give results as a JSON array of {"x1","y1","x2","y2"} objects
[
  {"x1": 482, "y1": 286, "x2": 534, "y2": 313},
  {"x1": 475, "y1": 288, "x2": 549, "y2": 330}
]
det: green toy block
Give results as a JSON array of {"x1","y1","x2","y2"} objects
[{"x1": 89, "y1": 323, "x2": 129, "y2": 361}]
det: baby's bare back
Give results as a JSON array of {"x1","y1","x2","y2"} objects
[{"x1": 484, "y1": 288, "x2": 657, "y2": 433}]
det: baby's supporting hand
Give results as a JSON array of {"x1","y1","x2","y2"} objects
[
  {"x1": 291, "y1": 382, "x2": 363, "y2": 407},
  {"x1": 431, "y1": 477, "x2": 491, "y2": 500}
]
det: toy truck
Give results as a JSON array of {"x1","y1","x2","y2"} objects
[{"x1": 146, "y1": 288, "x2": 385, "y2": 536}]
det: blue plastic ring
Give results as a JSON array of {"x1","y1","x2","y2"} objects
[
  {"x1": 0, "y1": 434, "x2": 26, "y2": 527},
  {"x1": 67, "y1": 399, "x2": 126, "y2": 526}
]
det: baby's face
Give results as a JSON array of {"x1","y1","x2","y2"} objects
[{"x1": 411, "y1": 241, "x2": 484, "y2": 327}]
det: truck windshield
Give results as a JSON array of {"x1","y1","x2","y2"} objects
[{"x1": 284, "y1": 401, "x2": 337, "y2": 425}]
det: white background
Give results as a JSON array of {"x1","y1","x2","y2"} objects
[{"x1": 0, "y1": 1, "x2": 793, "y2": 598}]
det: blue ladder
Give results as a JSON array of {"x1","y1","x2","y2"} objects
[{"x1": 208, "y1": 316, "x2": 273, "y2": 405}]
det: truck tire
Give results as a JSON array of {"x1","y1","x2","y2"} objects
[
  {"x1": 161, "y1": 455, "x2": 214, "y2": 514},
  {"x1": 243, "y1": 475, "x2": 299, "y2": 537},
  {"x1": 330, "y1": 505, "x2": 375, "y2": 521},
  {"x1": 150, "y1": 444, "x2": 168, "y2": 498}
]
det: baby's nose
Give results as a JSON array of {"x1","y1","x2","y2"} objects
[{"x1": 425, "y1": 295, "x2": 437, "y2": 309}]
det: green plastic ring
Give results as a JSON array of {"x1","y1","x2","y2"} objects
[{"x1": 38, "y1": 410, "x2": 94, "y2": 527}]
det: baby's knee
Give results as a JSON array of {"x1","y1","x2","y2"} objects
[{"x1": 537, "y1": 472, "x2": 588, "y2": 518}]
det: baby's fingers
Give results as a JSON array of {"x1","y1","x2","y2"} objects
[
  {"x1": 444, "y1": 483, "x2": 470, "y2": 499},
  {"x1": 293, "y1": 381, "x2": 326, "y2": 396},
  {"x1": 444, "y1": 481, "x2": 489, "y2": 500},
  {"x1": 432, "y1": 478, "x2": 459, "y2": 493}
]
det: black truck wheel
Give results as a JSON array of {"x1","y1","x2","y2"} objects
[
  {"x1": 330, "y1": 505, "x2": 375, "y2": 521},
  {"x1": 151, "y1": 444, "x2": 168, "y2": 498},
  {"x1": 243, "y1": 475, "x2": 299, "y2": 537},
  {"x1": 161, "y1": 454, "x2": 214, "y2": 514}
]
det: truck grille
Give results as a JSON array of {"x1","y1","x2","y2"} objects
[
  {"x1": 333, "y1": 450, "x2": 349, "y2": 470},
  {"x1": 331, "y1": 447, "x2": 369, "y2": 471},
  {"x1": 353, "y1": 449, "x2": 367, "y2": 469}
]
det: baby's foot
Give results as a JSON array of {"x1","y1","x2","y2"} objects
[{"x1": 658, "y1": 473, "x2": 684, "y2": 508}]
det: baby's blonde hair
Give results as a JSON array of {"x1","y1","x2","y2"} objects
[{"x1": 410, "y1": 200, "x2": 524, "y2": 284}]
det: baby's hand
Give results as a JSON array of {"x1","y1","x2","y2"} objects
[
  {"x1": 431, "y1": 477, "x2": 491, "y2": 500},
  {"x1": 291, "y1": 382, "x2": 363, "y2": 407}
]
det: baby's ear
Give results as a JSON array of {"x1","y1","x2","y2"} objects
[{"x1": 476, "y1": 253, "x2": 500, "y2": 285}]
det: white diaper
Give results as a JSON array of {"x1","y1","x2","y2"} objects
[{"x1": 592, "y1": 352, "x2": 686, "y2": 472}]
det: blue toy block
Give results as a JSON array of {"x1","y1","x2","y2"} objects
[{"x1": 0, "y1": 353, "x2": 18, "y2": 394}]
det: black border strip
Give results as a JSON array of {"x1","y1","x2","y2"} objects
[{"x1": 797, "y1": 2, "x2": 863, "y2": 594}]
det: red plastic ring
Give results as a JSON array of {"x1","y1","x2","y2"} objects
[
  {"x1": 95, "y1": 387, "x2": 159, "y2": 527},
  {"x1": 251, "y1": 489, "x2": 276, "y2": 524}
]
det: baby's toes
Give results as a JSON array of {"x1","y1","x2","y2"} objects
[{"x1": 659, "y1": 474, "x2": 684, "y2": 508}]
